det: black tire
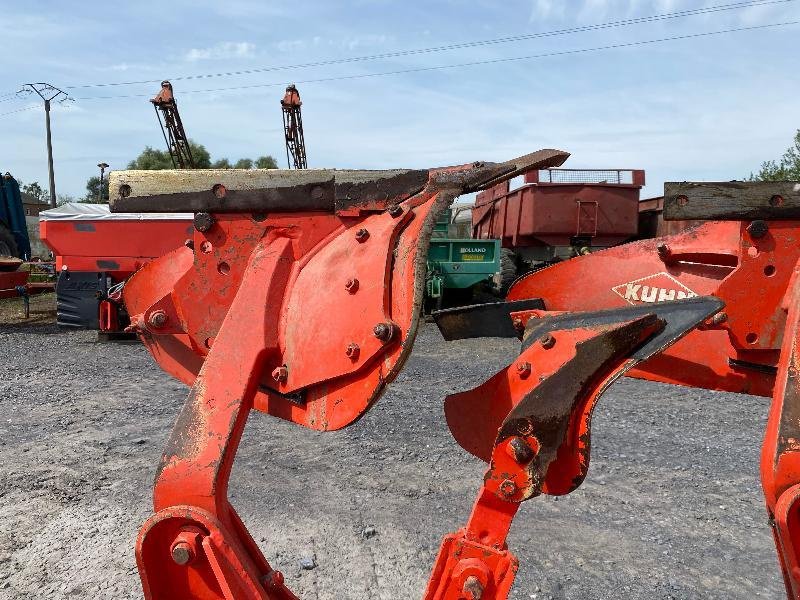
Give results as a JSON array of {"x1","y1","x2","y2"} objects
[
  {"x1": 497, "y1": 248, "x2": 518, "y2": 295},
  {"x1": 0, "y1": 224, "x2": 19, "y2": 260}
]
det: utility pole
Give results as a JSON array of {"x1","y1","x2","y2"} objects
[
  {"x1": 97, "y1": 162, "x2": 109, "y2": 203},
  {"x1": 23, "y1": 83, "x2": 69, "y2": 208}
]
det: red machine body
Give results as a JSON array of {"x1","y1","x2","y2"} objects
[
  {"x1": 473, "y1": 168, "x2": 645, "y2": 257},
  {"x1": 112, "y1": 151, "x2": 800, "y2": 600},
  {"x1": 39, "y1": 204, "x2": 191, "y2": 278},
  {"x1": 39, "y1": 203, "x2": 191, "y2": 330}
]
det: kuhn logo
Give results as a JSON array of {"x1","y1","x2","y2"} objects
[{"x1": 612, "y1": 272, "x2": 698, "y2": 305}]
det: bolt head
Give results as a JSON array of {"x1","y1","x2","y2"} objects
[
  {"x1": 516, "y1": 361, "x2": 531, "y2": 378},
  {"x1": 171, "y1": 542, "x2": 194, "y2": 566},
  {"x1": 507, "y1": 436, "x2": 534, "y2": 464},
  {"x1": 194, "y1": 212, "x2": 215, "y2": 233},
  {"x1": 183, "y1": 238, "x2": 194, "y2": 250},
  {"x1": 345, "y1": 343, "x2": 360, "y2": 359},
  {"x1": 373, "y1": 322, "x2": 395, "y2": 342},
  {"x1": 656, "y1": 243, "x2": 670, "y2": 259},
  {"x1": 344, "y1": 278, "x2": 359, "y2": 293},
  {"x1": 539, "y1": 333, "x2": 555, "y2": 349},
  {"x1": 148, "y1": 310, "x2": 168, "y2": 329},
  {"x1": 355, "y1": 228, "x2": 370, "y2": 242},
  {"x1": 387, "y1": 204, "x2": 403, "y2": 218},
  {"x1": 499, "y1": 479, "x2": 517, "y2": 498},
  {"x1": 747, "y1": 220, "x2": 769, "y2": 239},
  {"x1": 462, "y1": 575, "x2": 484, "y2": 600},
  {"x1": 272, "y1": 365, "x2": 288, "y2": 383}
]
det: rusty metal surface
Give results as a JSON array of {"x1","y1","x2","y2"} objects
[{"x1": 334, "y1": 169, "x2": 428, "y2": 213}]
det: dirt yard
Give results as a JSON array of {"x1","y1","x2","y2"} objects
[{"x1": 0, "y1": 310, "x2": 785, "y2": 599}]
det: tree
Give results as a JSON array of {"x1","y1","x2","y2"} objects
[
  {"x1": 211, "y1": 158, "x2": 231, "y2": 169},
  {"x1": 750, "y1": 130, "x2": 800, "y2": 181},
  {"x1": 83, "y1": 176, "x2": 109, "y2": 203},
  {"x1": 21, "y1": 181, "x2": 47, "y2": 203},
  {"x1": 128, "y1": 141, "x2": 211, "y2": 169},
  {"x1": 57, "y1": 194, "x2": 76, "y2": 206},
  {"x1": 255, "y1": 155, "x2": 278, "y2": 169},
  {"x1": 127, "y1": 142, "x2": 277, "y2": 171}
]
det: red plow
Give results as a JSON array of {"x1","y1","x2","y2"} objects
[{"x1": 110, "y1": 152, "x2": 800, "y2": 599}]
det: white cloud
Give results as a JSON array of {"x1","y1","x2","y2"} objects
[{"x1": 184, "y1": 41, "x2": 256, "y2": 61}]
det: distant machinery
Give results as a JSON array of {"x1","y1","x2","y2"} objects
[
  {"x1": 150, "y1": 81, "x2": 195, "y2": 168},
  {"x1": 281, "y1": 84, "x2": 307, "y2": 169}
]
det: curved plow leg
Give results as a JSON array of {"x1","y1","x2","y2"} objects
[
  {"x1": 136, "y1": 236, "x2": 298, "y2": 600},
  {"x1": 426, "y1": 298, "x2": 722, "y2": 599}
]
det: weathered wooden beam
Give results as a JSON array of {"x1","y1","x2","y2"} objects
[
  {"x1": 664, "y1": 181, "x2": 800, "y2": 221},
  {"x1": 109, "y1": 169, "x2": 337, "y2": 213}
]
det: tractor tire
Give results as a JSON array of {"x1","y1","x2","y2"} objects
[
  {"x1": 497, "y1": 248, "x2": 518, "y2": 295},
  {"x1": 0, "y1": 225, "x2": 19, "y2": 261}
]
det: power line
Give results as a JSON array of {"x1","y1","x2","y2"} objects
[
  {"x1": 0, "y1": 105, "x2": 38, "y2": 117},
  {"x1": 64, "y1": 0, "x2": 794, "y2": 90},
  {"x1": 72, "y1": 20, "x2": 799, "y2": 101}
]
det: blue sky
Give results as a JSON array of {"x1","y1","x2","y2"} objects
[{"x1": 1, "y1": 0, "x2": 798, "y2": 200}]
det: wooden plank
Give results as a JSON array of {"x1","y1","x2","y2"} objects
[
  {"x1": 664, "y1": 181, "x2": 800, "y2": 221},
  {"x1": 109, "y1": 169, "x2": 337, "y2": 213}
]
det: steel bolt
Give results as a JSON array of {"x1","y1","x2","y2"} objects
[
  {"x1": 512, "y1": 317, "x2": 524, "y2": 331},
  {"x1": 463, "y1": 575, "x2": 484, "y2": 600},
  {"x1": 355, "y1": 228, "x2": 370, "y2": 242},
  {"x1": 388, "y1": 204, "x2": 403, "y2": 218},
  {"x1": 656, "y1": 243, "x2": 671, "y2": 261},
  {"x1": 345, "y1": 278, "x2": 360, "y2": 293},
  {"x1": 373, "y1": 322, "x2": 395, "y2": 343},
  {"x1": 272, "y1": 365, "x2": 288, "y2": 383},
  {"x1": 516, "y1": 361, "x2": 531, "y2": 378},
  {"x1": 507, "y1": 436, "x2": 534, "y2": 464},
  {"x1": 183, "y1": 238, "x2": 194, "y2": 250},
  {"x1": 747, "y1": 220, "x2": 769, "y2": 239},
  {"x1": 148, "y1": 310, "x2": 168, "y2": 329},
  {"x1": 171, "y1": 541, "x2": 194, "y2": 566},
  {"x1": 499, "y1": 479, "x2": 517, "y2": 498},
  {"x1": 539, "y1": 333, "x2": 555, "y2": 349},
  {"x1": 194, "y1": 212, "x2": 215, "y2": 233},
  {"x1": 345, "y1": 343, "x2": 360, "y2": 360}
]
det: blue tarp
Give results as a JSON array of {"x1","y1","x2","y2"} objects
[{"x1": 0, "y1": 173, "x2": 31, "y2": 259}]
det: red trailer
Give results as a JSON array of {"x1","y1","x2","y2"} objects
[
  {"x1": 39, "y1": 203, "x2": 191, "y2": 331},
  {"x1": 472, "y1": 168, "x2": 645, "y2": 289}
]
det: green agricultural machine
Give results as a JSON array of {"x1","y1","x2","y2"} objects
[{"x1": 425, "y1": 207, "x2": 500, "y2": 312}]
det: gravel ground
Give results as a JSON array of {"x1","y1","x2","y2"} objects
[{"x1": 0, "y1": 316, "x2": 786, "y2": 599}]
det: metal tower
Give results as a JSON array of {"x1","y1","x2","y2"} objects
[
  {"x1": 151, "y1": 81, "x2": 195, "y2": 169},
  {"x1": 281, "y1": 84, "x2": 307, "y2": 169}
]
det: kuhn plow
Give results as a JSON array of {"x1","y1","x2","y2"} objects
[{"x1": 111, "y1": 154, "x2": 800, "y2": 599}]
